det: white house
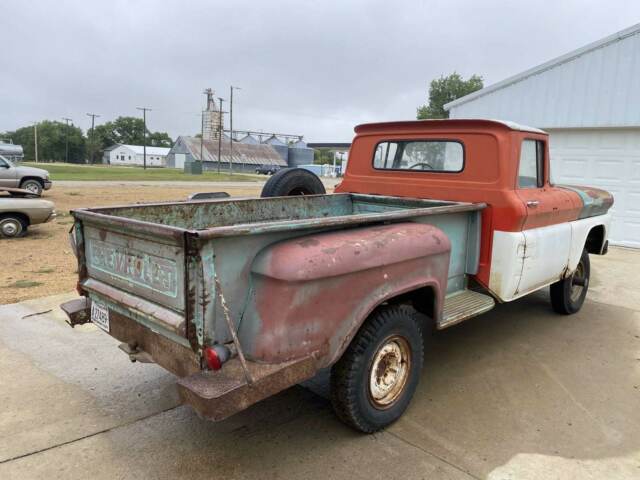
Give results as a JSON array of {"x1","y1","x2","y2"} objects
[
  {"x1": 103, "y1": 144, "x2": 171, "y2": 167},
  {"x1": 445, "y1": 23, "x2": 640, "y2": 248}
]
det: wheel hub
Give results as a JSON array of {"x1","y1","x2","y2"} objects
[
  {"x1": 369, "y1": 336, "x2": 411, "y2": 408},
  {"x1": 1, "y1": 220, "x2": 19, "y2": 236},
  {"x1": 25, "y1": 183, "x2": 39, "y2": 193},
  {"x1": 570, "y1": 261, "x2": 587, "y2": 302}
]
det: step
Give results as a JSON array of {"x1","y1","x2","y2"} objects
[{"x1": 440, "y1": 290, "x2": 495, "y2": 329}]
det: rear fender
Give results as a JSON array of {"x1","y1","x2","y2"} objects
[{"x1": 241, "y1": 222, "x2": 451, "y2": 367}]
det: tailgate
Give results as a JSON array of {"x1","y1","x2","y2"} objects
[{"x1": 76, "y1": 215, "x2": 189, "y2": 341}]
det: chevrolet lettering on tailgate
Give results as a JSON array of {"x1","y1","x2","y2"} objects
[{"x1": 89, "y1": 239, "x2": 178, "y2": 297}]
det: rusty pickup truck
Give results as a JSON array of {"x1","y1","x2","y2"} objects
[{"x1": 62, "y1": 119, "x2": 613, "y2": 433}]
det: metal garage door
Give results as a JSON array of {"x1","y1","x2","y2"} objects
[{"x1": 549, "y1": 128, "x2": 640, "y2": 248}]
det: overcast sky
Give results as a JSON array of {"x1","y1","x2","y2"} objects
[{"x1": 2, "y1": 1, "x2": 640, "y2": 142}]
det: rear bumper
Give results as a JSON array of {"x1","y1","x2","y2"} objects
[{"x1": 60, "y1": 298, "x2": 318, "y2": 421}]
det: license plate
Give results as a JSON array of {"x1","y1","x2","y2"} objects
[{"x1": 90, "y1": 300, "x2": 110, "y2": 332}]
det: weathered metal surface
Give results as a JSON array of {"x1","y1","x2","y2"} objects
[
  {"x1": 60, "y1": 297, "x2": 91, "y2": 327},
  {"x1": 106, "y1": 309, "x2": 200, "y2": 378},
  {"x1": 177, "y1": 355, "x2": 316, "y2": 421},
  {"x1": 243, "y1": 223, "x2": 451, "y2": 367},
  {"x1": 83, "y1": 278, "x2": 186, "y2": 336},
  {"x1": 439, "y1": 290, "x2": 495, "y2": 329},
  {"x1": 558, "y1": 185, "x2": 614, "y2": 219}
]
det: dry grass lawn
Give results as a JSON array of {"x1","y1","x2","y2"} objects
[{"x1": 1, "y1": 184, "x2": 262, "y2": 304}]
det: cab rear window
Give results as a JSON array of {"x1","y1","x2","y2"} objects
[{"x1": 373, "y1": 140, "x2": 464, "y2": 172}]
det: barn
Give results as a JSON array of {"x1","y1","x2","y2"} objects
[{"x1": 445, "y1": 23, "x2": 640, "y2": 248}]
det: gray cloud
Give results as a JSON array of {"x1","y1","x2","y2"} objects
[{"x1": 2, "y1": 0, "x2": 639, "y2": 142}]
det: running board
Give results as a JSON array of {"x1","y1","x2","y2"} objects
[{"x1": 439, "y1": 290, "x2": 495, "y2": 329}]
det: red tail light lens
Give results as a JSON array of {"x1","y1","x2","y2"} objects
[{"x1": 204, "y1": 346, "x2": 222, "y2": 370}]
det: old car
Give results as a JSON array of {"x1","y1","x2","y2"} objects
[
  {"x1": 61, "y1": 119, "x2": 612, "y2": 433},
  {"x1": 0, "y1": 154, "x2": 52, "y2": 196},
  {"x1": 0, "y1": 187, "x2": 56, "y2": 237}
]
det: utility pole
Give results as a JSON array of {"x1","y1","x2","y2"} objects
[
  {"x1": 136, "y1": 107, "x2": 151, "y2": 170},
  {"x1": 229, "y1": 86, "x2": 241, "y2": 174},
  {"x1": 31, "y1": 122, "x2": 38, "y2": 163},
  {"x1": 86, "y1": 113, "x2": 100, "y2": 164},
  {"x1": 62, "y1": 117, "x2": 72, "y2": 163},
  {"x1": 217, "y1": 97, "x2": 224, "y2": 174}
]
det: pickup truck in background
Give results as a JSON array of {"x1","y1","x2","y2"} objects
[
  {"x1": 61, "y1": 119, "x2": 613, "y2": 433},
  {"x1": 0, "y1": 155, "x2": 52, "y2": 196}
]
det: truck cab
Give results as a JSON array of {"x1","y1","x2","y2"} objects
[{"x1": 336, "y1": 119, "x2": 612, "y2": 303}]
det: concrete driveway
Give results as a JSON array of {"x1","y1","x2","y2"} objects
[{"x1": 0, "y1": 248, "x2": 638, "y2": 479}]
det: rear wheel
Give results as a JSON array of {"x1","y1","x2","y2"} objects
[
  {"x1": 550, "y1": 249, "x2": 590, "y2": 314},
  {"x1": 330, "y1": 305, "x2": 424, "y2": 433},
  {"x1": 261, "y1": 168, "x2": 326, "y2": 197},
  {"x1": 0, "y1": 215, "x2": 27, "y2": 238}
]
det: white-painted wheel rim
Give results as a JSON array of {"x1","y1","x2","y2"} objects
[
  {"x1": 369, "y1": 336, "x2": 411, "y2": 408},
  {"x1": 570, "y1": 261, "x2": 586, "y2": 302}
]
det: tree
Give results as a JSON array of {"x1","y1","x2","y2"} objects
[
  {"x1": 2, "y1": 121, "x2": 85, "y2": 163},
  {"x1": 417, "y1": 73, "x2": 484, "y2": 120},
  {"x1": 92, "y1": 116, "x2": 173, "y2": 151}
]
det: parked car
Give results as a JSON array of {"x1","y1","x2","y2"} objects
[
  {"x1": 0, "y1": 187, "x2": 56, "y2": 237},
  {"x1": 0, "y1": 155, "x2": 52, "y2": 196},
  {"x1": 255, "y1": 164, "x2": 281, "y2": 175},
  {"x1": 61, "y1": 119, "x2": 612, "y2": 433}
]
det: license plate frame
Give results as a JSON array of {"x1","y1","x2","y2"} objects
[{"x1": 90, "y1": 300, "x2": 110, "y2": 332}]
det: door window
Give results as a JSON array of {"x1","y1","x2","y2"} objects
[{"x1": 518, "y1": 140, "x2": 544, "y2": 188}]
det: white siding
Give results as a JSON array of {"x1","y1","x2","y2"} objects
[
  {"x1": 549, "y1": 128, "x2": 640, "y2": 248},
  {"x1": 448, "y1": 27, "x2": 640, "y2": 128}
]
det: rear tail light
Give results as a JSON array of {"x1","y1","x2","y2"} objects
[{"x1": 204, "y1": 345, "x2": 231, "y2": 371}]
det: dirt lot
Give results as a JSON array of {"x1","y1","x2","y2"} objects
[{"x1": 0, "y1": 184, "x2": 262, "y2": 304}]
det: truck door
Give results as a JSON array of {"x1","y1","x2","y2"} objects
[
  {"x1": 0, "y1": 156, "x2": 18, "y2": 187},
  {"x1": 515, "y1": 139, "x2": 571, "y2": 295}
]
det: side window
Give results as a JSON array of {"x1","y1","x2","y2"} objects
[
  {"x1": 518, "y1": 140, "x2": 544, "y2": 188},
  {"x1": 373, "y1": 140, "x2": 463, "y2": 172}
]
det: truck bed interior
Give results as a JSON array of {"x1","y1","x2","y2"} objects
[{"x1": 80, "y1": 193, "x2": 463, "y2": 231}]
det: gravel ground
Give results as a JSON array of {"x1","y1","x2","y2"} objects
[{"x1": 0, "y1": 184, "x2": 262, "y2": 304}]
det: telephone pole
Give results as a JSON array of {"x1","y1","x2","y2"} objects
[
  {"x1": 217, "y1": 97, "x2": 224, "y2": 174},
  {"x1": 31, "y1": 122, "x2": 38, "y2": 163},
  {"x1": 86, "y1": 113, "x2": 100, "y2": 164},
  {"x1": 62, "y1": 117, "x2": 72, "y2": 163},
  {"x1": 136, "y1": 107, "x2": 151, "y2": 170},
  {"x1": 229, "y1": 86, "x2": 241, "y2": 174}
]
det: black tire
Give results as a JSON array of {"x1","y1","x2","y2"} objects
[
  {"x1": 0, "y1": 214, "x2": 27, "y2": 238},
  {"x1": 261, "y1": 168, "x2": 326, "y2": 197},
  {"x1": 550, "y1": 249, "x2": 590, "y2": 314},
  {"x1": 20, "y1": 179, "x2": 43, "y2": 196},
  {"x1": 330, "y1": 305, "x2": 425, "y2": 433}
]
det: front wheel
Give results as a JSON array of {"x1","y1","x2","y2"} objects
[
  {"x1": 550, "y1": 249, "x2": 590, "y2": 314},
  {"x1": 0, "y1": 215, "x2": 27, "y2": 238},
  {"x1": 330, "y1": 305, "x2": 424, "y2": 433},
  {"x1": 20, "y1": 179, "x2": 43, "y2": 196}
]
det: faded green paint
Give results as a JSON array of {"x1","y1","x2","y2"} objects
[{"x1": 71, "y1": 194, "x2": 484, "y2": 361}]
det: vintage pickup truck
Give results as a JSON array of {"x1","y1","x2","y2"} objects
[{"x1": 61, "y1": 119, "x2": 613, "y2": 433}]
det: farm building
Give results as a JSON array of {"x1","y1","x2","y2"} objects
[
  {"x1": 166, "y1": 135, "x2": 314, "y2": 172},
  {"x1": 445, "y1": 23, "x2": 640, "y2": 248},
  {"x1": 103, "y1": 144, "x2": 171, "y2": 167}
]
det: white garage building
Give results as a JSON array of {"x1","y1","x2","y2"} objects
[
  {"x1": 103, "y1": 144, "x2": 171, "y2": 167},
  {"x1": 445, "y1": 23, "x2": 640, "y2": 248}
]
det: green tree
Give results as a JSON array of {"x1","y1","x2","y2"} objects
[
  {"x1": 92, "y1": 116, "x2": 173, "y2": 152},
  {"x1": 417, "y1": 73, "x2": 484, "y2": 120},
  {"x1": 2, "y1": 121, "x2": 85, "y2": 163}
]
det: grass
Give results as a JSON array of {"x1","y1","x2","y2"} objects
[
  {"x1": 22, "y1": 162, "x2": 260, "y2": 182},
  {"x1": 7, "y1": 280, "x2": 43, "y2": 288},
  {"x1": 34, "y1": 267, "x2": 56, "y2": 274}
]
